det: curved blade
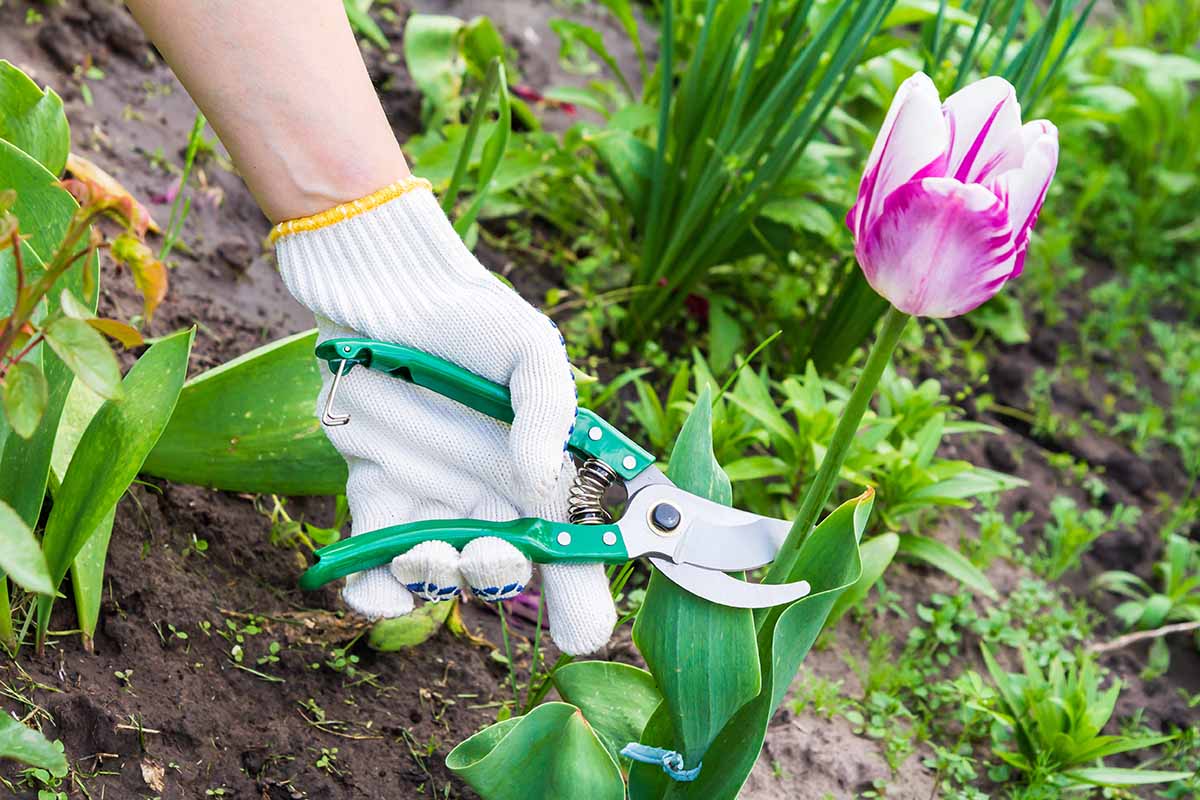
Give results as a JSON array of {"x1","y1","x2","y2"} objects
[
  {"x1": 620, "y1": 481, "x2": 793, "y2": 571},
  {"x1": 650, "y1": 557, "x2": 811, "y2": 609}
]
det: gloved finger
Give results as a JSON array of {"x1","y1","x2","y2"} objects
[
  {"x1": 459, "y1": 537, "x2": 532, "y2": 602},
  {"x1": 541, "y1": 562, "x2": 617, "y2": 656},
  {"x1": 342, "y1": 565, "x2": 415, "y2": 619},
  {"x1": 506, "y1": 316, "x2": 578, "y2": 507},
  {"x1": 390, "y1": 541, "x2": 463, "y2": 602}
]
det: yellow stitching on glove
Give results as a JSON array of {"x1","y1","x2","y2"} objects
[{"x1": 268, "y1": 176, "x2": 434, "y2": 243}]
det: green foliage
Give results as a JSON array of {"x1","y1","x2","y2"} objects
[
  {"x1": 0, "y1": 713, "x2": 66, "y2": 776},
  {"x1": 35, "y1": 328, "x2": 193, "y2": 648},
  {"x1": 447, "y1": 702, "x2": 623, "y2": 800},
  {"x1": 979, "y1": 644, "x2": 1191, "y2": 790},
  {"x1": 1096, "y1": 534, "x2": 1200, "y2": 631},
  {"x1": 142, "y1": 329, "x2": 344, "y2": 495},
  {"x1": 551, "y1": 661, "x2": 661, "y2": 766},
  {"x1": 1034, "y1": 495, "x2": 1140, "y2": 580}
]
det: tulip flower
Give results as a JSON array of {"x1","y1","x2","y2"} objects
[
  {"x1": 846, "y1": 72, "x2": 1058, "y2": 318},
  {"x1": 767, "y1": 74, "x2": 1059, "y2": 584}
]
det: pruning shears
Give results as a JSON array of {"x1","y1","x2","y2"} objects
[{"x1": 297, "y1": 337, "x2": 811, "y2": 609}]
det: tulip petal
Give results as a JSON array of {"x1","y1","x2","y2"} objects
[
  {"x1": 856, "y1": 177, "x2": 1016, "y2": 318},
  {"x1": 848, "y1": 72, "x2": 949, "y2": 237},
  {"x1": 988, "y1": 121, "x2": 1058, "y2": 278},
  {"x1": 943, "y1": 76, "x2": 1024, "y2": 185}
]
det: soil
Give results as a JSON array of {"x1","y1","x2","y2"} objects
[{"x1": 1, "y1": 2, "x2": 1196, "y2": 799}]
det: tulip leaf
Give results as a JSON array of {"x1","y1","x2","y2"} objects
[
  {"x1": 0, "y1": 498, "x2": 53, "y2": 595},
  {"x1": 1064, "y1": 768, "x2": 1196, "y2": 787},
  {"x1": 447, "y1": 702, "x2": 623, "y2": 800},
  {"x1": 552, "y1": 661, "x2": 661, "y2": 765},
  {"x1": 36, "y1": 328, "x2": 193, "y2": 643},
  {"x1": 142, "y1": 329, "x2": 346, "y2": 496},
  {"x1": 827, "y1": 531, "x2": 898, "y2": 625},
  {"x1": 630, "y1": 385, "x2": 759, "y2": 768},
  {"x1": 629, "y1": 491, "x2": 872, "y2": 799}
]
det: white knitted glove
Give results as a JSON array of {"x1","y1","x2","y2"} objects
[{"x1": 272, "y1": 177, "x2": 617, "y2": 656}]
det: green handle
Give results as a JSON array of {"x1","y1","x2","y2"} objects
[
  {"x1": 315, "y1": 337, "x2": 656, "y2": 480},
  {"x1": 298, "y1": 518, "x2": 629, "y2": 590}
]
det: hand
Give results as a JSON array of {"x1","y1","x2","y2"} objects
[{"x1": 274, "y1": 178, "x2": 618, "y2": 656}]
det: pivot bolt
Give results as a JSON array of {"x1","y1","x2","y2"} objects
[{"x1": 650, "y1": 503, "x2": 681, "y2": 532}]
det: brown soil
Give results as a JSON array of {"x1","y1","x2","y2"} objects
[{"x1": 1, "y1": 2, "x2": 1196, "y2": 799}]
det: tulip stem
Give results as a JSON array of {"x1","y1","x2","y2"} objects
[{"x1": 765, "y1": 305, "x2": 911, "y2": 584}]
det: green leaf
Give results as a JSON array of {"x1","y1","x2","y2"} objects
[
  {"x1": 586, "y1": 130, "x2": 652, "y2": 224},
  {"x1": 0, "y1": 60, "x2": 70, "y2": 175},
  {"x1": 552, "y1": 661, "x2": 661, "y2": 764},
  {"x1": 0, "y1": 134, "x2": 93, "y2": 537},
  {"x1": 897, "y1": 533, "x2": 998, "y2": 599},
  {"x1": 403, "y1": 14, "x2": 465, "y2": 121},
  {"x1": 342, "y1": 0, "x2": 388, "y2": 49},
  {"x1": 631, "y1": 491, "x2": 873, "y2": 798},
  {"x1": 1064, "y1": 768, "x2": 1195, "y2": 786},
  {"x1": 37, "y1": 328, "x2": 193, "y2": 644},
  {"x1": 3, "y1": 360, "x2": 48, "y2": 439},
  {"x1": 454, "y1": 59, "x2": 512, "y2": 236},
  {"x1": 827, "y1": 532, "x2": 898, "y2": 625},
  {"x1": 460, "y1": 16, "x2": 505, "y2": 79},
  {"x1": 142, "y1": 329, "x2": 345, "y2": 495},
  {"x1": 41, "y1": 317, "x2": 123, "y2": 401},
  {"x1": 548, "y1": 19, "x2": 633, "y2": 98},
  {"x1": 0, "y1": 713, "x2": 66, "y2": 774},
  {"x1": 0, "y1": 499, "x2": 53, "y2": 595},
  {"x1": 368, "y1": 600, "x2": 453, "y2": 651},
  {"x1": 631, "y1": 386, "x2": 758, "y2": 770},
  {"x1": 446, "y1": 702, "x2": 623, "y2": 800},
  {"x1": 69, "y1": 506, "x2": 115, "y2": 642}
]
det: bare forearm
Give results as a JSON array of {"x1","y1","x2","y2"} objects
[{"x1": 125, "y1": 0, "x2": 409, "y2": 222}]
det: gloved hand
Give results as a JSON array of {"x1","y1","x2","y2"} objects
[{"x1": 272, "y1": 177, "x2": 618, "y2": 656}]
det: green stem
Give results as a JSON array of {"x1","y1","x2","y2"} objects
[{"x1": 764, "y1": 305, "x2": 911, "y2": 584}]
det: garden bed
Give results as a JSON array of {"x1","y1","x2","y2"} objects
[{"x1": 1, "y1": 1, "x2": 1197, "y2": 798}]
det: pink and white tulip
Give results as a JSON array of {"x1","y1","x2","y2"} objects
[{"x1": 846, "y1": 73, "x2": 1058, "y2": 318}]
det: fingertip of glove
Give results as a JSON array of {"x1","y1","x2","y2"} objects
[{"x1": 342, "y1": 566, "x2": 415, "y2": 618}]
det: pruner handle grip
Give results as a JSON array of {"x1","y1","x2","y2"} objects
[
  {"x1": 298, "y1": 518, "x2": 629, "y2": 591},
  {"x1": 314, "y1": 337, "x2": 654, "y2": 480}
]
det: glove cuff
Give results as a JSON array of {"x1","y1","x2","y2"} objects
[{"x1": 268, "y1": 176, "x2": 433, "y2": 243}]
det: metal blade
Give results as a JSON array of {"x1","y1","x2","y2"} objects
[
  {"x1": 650, "y1": 557, "x2": 811, "y2": 609},
  {"x1": 619, "y1": 481, "x2": 794, "y2": 571}
]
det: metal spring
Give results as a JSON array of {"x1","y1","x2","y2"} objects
[{"x1": 568, "y1": 458, "x2": 619, "y2": 525}]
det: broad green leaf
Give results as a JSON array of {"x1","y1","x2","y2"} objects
[
  {"x1": 586, "y1": 130, "x2": 652, "y2": 224},
  {"x1": 827, "y1": 532, "x2": 898, "y2": 625},
  {"x1": 631, "y1": 386, "x2": 758, "y2": 768},
  {"x1": 0, "y1": 713, "x2": 66, "y2": 774},
  {"x1": 897, "y1": 533, "x2": 997, "y2": 600},
  {"x1": 0, "y1": 60, "x2": 70, "y2": 175},
  {"x1": 368, "y1": 599, "x2": 453, "y2": 651},
  {"x1": 142, "y1": 329, "x2": 345, "y2": 495},
  {"x1": 460, "y1": 16, "x2": 505, "y2": 78},
  {"x1": 70, "y1": 507, "x2": 115, "y2": 642},
  {"x1": 37, "y1": 328, "x2": 193, "y2": 643},
  {"x1": 552, "y1": 661, "x2": 661, "y2": 765},
  {"x1": 42, "y1": 317, "x2": 123, "y2": 401},
  {"x1": 3, "y1": 360, "x2": 47, "y2": 438},
  {"x1": 403, "y1": 15, "x2": 465, "y2": 121},
  {"x1": 1065, "y1": 768, "x2": 1195, "y2": 786},
  {"x1": 447, "y1": 702, "x2": 623, "y2": 800},
  {"x1": 631, "y1": 492, "x2": 872, "y2": 798},
  {"x1": 882, "y1": 0, "x2": 977, "y2": 27},
  {"x1": 0, "y1": 499, "x2": 53, "y2": 595}
]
